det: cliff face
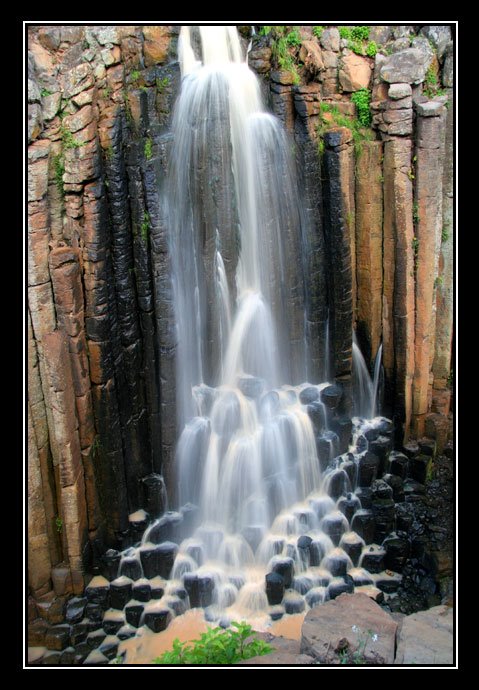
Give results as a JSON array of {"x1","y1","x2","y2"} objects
[{"x1": 27, "y1": 24, "x2": 454, "y2": 605}]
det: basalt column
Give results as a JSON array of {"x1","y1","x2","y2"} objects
[{"x1": 322, "y1": 127, "x2": 354, "y2": 409}]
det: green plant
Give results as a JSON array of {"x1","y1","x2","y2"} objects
[
  {"x1": 141, "y1": 211, "x2": 150, "y2": 242},
  {"x1": 53, "y1": 153, "x2": 65, "y2": 197},
  {"x1": 447, "y1": 369, "x2": 453, "y2": 387},
  {"x1": 351, "y1": 88, "x2": 372, "y2": 127},
  {"x1": 55, "y1": 516, "x2": 63, "y2": 533},
  {"x1": 144, "y1": 137, "x2": 153, "y2": 160},
  {"x1": 413, "y1": 202, "x2": 420, "y2": 225},
  {"x1": 153, "y1": 621, "x2": 272, "y2": 665},
  {"x1": 103, "y1": 86, "x2": 112, "y2": 99},
  {"x1": 407, "y1": 168, "x2": 415, "y2": 181},
  {"x1": 259, "y1": 26, "x2": 273, "y2": 36},
  {"x1": 60, "y1": 124, "x2": 84, "y2": 150},
  {"x1": 156, "y1": 76, "x2": 170, "y2": 93},
  {"x1": 131, "y1": 69, "x2": 141, "y2": 82},
  {"x1": 434, "y1": 275, "x2": 444, "y2": 288},
  {"x1": 412, "y1": 235, "x2": 419, "y2": 266},
  {"x1": 41, "y1": 87, "x2": 52, "y2": 98},
  {"x1": 441, "y1": 225, "x2": 450, "y2": 242},
  {"x1": 351, "y1": 26, "x2": 370, "y2": 41},
  {"x1": 271, "y1": 32, "x2": 301, "y2": 84},
  {"x1": 313, "y1": 26, "x2": 325, "y2": 39},
  {"x1": 366, "y1": 41, "x2": 378, "y2": 57},
  {"x1": 316, "y1": 101, "x2": 374, "y2": 158},
  {"x1": 110, "y1": 655, "x2": 124, "y2": 664},
  {"x1": 105, "y1": 144, "x2": 114, "y2": 160},
  {"x1": 423, "y1": 65, "x2": 446, "y2": 99},
  {"x1": 339, "y1": 26, "x2": 352, "y2": 39},
  {"x1": 286, "y1": 27, "x2": 301, "y2": 47}
]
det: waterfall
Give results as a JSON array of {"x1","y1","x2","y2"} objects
[
  {"x1": 372, "y1": 343, "x2": 383, "y2": 418},
  {"x1": 161, "y1": 26, "x2": 393, "y2": 621}
]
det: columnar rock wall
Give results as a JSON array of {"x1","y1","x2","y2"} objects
[{"x1": 27, "y1": 24, "x2": 454, "y2": 609}]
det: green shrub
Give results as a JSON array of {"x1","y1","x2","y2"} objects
[
  {"x1": 339, "y1": 26, "x2": 352, "y2": 39},
  {"x1": 351, "y1": 26, "x2": 370, "y2": 41},
  {"x1": 153, "y1": 621, "x2": 272, "y2": 665},
  {"x1": 366, "y1": 41, "x2": 378, "y2": 57},
  {"x1": 144, "y1": 137, "x2": 153, "y2": 160},
  {"x1": 313, "y1": 26, "x2": 324, "y2": 39},
  {"x1": 351, "y1": 88, "x2": 372, "y2": 127},
  {"x1": 286, "y1": 27, "x2": 302, "y2": 47}
]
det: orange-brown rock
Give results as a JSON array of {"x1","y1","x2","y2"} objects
[
  {"x1": 142, "y1": 26, "x2": 171, "y2": 67},
  {"x1": 355, "y1": 141, "x2": 384, "y2": 364},
  {"x1": 299, "y1": 40, "x2": 324, "y2": 74},
  {"x1": 383, "y1": 139, "x2": 415, "y2": 439},
  {"x1": 28, "y1": 405, "x2": 52, "y2": 593},
  {"x1": 412, "y1": 107, "x2": 446, "y2": 436},
  {"x1": 339, "y1": 53, "x2": 373, "y2": 92}
]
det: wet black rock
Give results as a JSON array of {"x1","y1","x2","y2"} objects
[
  {"x1": 356, "y1": 435, "x2": 368, "y2": 452},
  {"x1": 109, "y1": 578, "x2": 133, "y2": 610},
  {"x1": 396, "y1": 503, "x2": 414, "y2": 532},
  {"x1": 371, "y1": 479, "x2": 393, "y2": 501},
  {"x1": 326, "y1": 468, "x2": 349, "y2": 500},
  {"x1": 403, "y1": 441, "x2": 420, "y2": 458},
  {"x1": 299, "y1": 386, "x2": 319, "y2": 404},
  {"x1": 148, "y1": 512, "x2": 183, "y2": 544},
  {"x1": 150, "y1": 582, "x2": 165, "y2": 599},
  {"x1": 70, "y1": 622, "x2": 88, "y2": 645},
  {"x1": 383, "y1": 534, "x2": 410, "y2": 573},
  {"x1": 376, "y1": 576, "x2": 400, "y2": 594},
  {"x1": 316, "y1": 431, "x2": 340, "y2": 472},
  {"x1": 59, "y1": 647, "x2": 77, "y2": 665},
  {"x1": 368, "y1": 435, "x2": 392, "y2": 475},
  {"x1": 272, "y1": 557, "x2": 294, "y2": 588},
  {"x1": 357, "y1": 452, "x2": 379, "y2": 487},
  {"x1": 322, "y1": 551, "x2": 350, "y2": 576},
  {"x1": 418, "y1": 438, "x2": 436, "y2": 457},
  {"x1": 409, "y1": 455, "x2": 431, "y2": 484},
  {"x1": 360, "y1": 546, "x2": 385, "y2": 573},
  {"x1": 140, "y1": 542, "x2": 178, "y2": 579},
  {"x1": 85, "y1": 603, "x2": 104, "y2": 623},
  {"x1": 328, "y1": 579, "x2": 354, "y2": 599},
  {"x1": 320, "y1": 513, "x2": 347, "y2": 546},
  {"x1": 85, "y1": 581, "x2": 110, "y2": 607},
  {"x1": 74, "y1": 642, "x2": 91, "y2": 663},
  {"x1": 309, "y1": 539, "x2": 326, "y2": 566},
  {"x1": 339, "y1": 533, "x2": 364, "y2": 566},
  {"x1": 355, "y1": 486, "x2": 372, "y2": 509},
  {"x1": 168, "y1": 596, "x2": 188, "y2": 616},
  {"x1": 376, "y1": 418, "x2": 393, "y2": 435},
  {"x1": 297, "y1": 535, "x2": 313, "y2": 567},
  {"x1": 388, "y1": 451, "x2": 409, "y2": 479},
  {"x1": 305, "y1": 588, "x2": 329, "y2": 608},
  {"x1": 265, "y1": 572, "x2": 285, "y2": 605},
  {"x1": 307, "y1": 401, "x2": 326, "y2": 432},
  {"x1": 185, "y1": 543, "x2": 205, "y2": 567},
  {"x1": 198, "y1": 574, "x2": 215, "y2": 607},
  {"x1": 341, "y1": 459, "x2": 357, "y2": 486},
  {"x1": 382, "y1": 473, "x2": 405, "y2": 502},
  {"x1": 329, "y1": 417, "x2": 353, "y2": 453},
  {"x1": 99, "y1": 638, "x2": 119, "y2": 660},
  {"x1": 128, "y1": 511, "x2": 149, "y2": 541},
  {"x1": 337, "y1": 493, "x2": 361, "y2": 523},
  {"x1": 310, "y1": 495, "x2": 335, "y2": 521},
  {"x1": 321, "y1": 384, "x2": 342, "y2": 408},
  {"x1": 351, "y1": 509, "x2": 375, "y2": 544},
  {"x1": 119, "y1": 557, "x2": 143, "y2": 580},
  {"x1": 41, "y1": 651, "x2": 61, "y2": 665},
  {"x1": 117, "y1": 625, "x2": 136, "y2": 641},
  {"x1": 86, "y1": 629, "x2": 107, "y2": 650},
  {"x1": 371, "y1": 498, "x2": 396, "y2": 543},
  {"x1": 45, "y1": 624, "x2": 71, "y2": 651},
  {"x1": 100, "y1": 549, "x2": 121, "y2": 581},
  {"x1": 284, "y1": 595, "x2": 305, "y2": 614},
  {"x1": 103, "y1": 618, "x2": 123, "y2": 636},
  {"x1": 292, "y1": 575, "x2": 314, "y2": 595},
  {"x1": 141, "y1": 474, "x2": 167, "y2": 518},
  {"x1": 364, "y1": 427, "x2": 380, "y2": 442},
  {"x1": 403, "y1": 479, "x2": 426, "y2": 497},
  {"x1": 132, "y1": 582, "x2": 151, "y2": 602},
  {"x1": 65, "y1": 597, "x2": 87, "y2": 625},
  {"x1": 238, "y1": 376, "x2": 264, "y2": 399},
  {"x1": 125, "y1": 603, "x2": 144, "y2": 628},
  {"x1": 349, "y1": 570, "x2": 373, "y2": 586},
  {"x1": 269, "y1": 606, "x2": 285, "y2": 621},
  {"x1": 183, "y1": 574, "x2": 200, "y2": 608},
  {"x1": 144, "y1": 609, "x2": 172, "y2": 633}
]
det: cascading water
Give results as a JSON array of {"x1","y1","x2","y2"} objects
[{"x1": 101, "y1": 27, "x2": 401, "y2": 637}]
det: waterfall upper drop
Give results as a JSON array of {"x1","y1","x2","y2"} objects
[
  {"x1": 162, "y1": 26, "x2": 394, "y2": 620},
  {"x1": 169, "y1": 25, "x2": 318, "y2": 532}
]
